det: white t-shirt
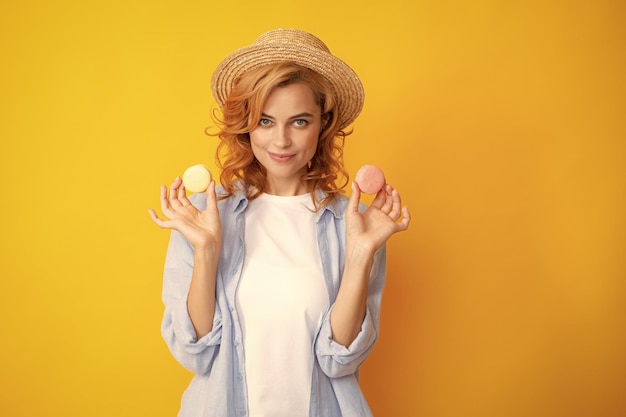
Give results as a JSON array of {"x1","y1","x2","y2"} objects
[{"x1": 236, "y1": 193, "x2": 329, "y2": 417}]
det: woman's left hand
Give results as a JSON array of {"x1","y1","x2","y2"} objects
[{"x1": 345, "y1": 182, "x2": 411, "y2": 256}]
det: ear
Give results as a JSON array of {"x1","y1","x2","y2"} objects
[{"x1": 320, "y1": 113, "x2": 330, "y2": 131}]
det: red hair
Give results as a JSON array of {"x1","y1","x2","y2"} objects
[{"x1": 208, "y1": 62, "x2": 353, "y2": 208}]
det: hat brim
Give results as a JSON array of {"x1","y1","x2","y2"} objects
[{"x1": 211, "y1": 41, "x2": 364, "y2": 129}]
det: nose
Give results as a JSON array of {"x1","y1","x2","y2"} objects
[{"x1": 273, "y1": 124, "x2": 291, "y2": 148}]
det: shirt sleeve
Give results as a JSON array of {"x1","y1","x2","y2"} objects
[
  {"x1": 314, "y1": 245, "x2": 387, "y2": 378},
  {"x1": 160, "y1": 228, "x2": 223, "y2": 375}
]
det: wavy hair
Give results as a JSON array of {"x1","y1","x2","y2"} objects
[{"x1": 208, "y1": 62, "x2": 353, "y2": 209}]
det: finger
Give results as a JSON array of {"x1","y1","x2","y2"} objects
[
  {"x1": 205, "y1": 181, "x2": 219, "y2": 214},
  {"x1": 387, "y1": 188, "x2": 403, "y2": 221},
  {"x1": 148, "y1": 208, "x2": 173, "y2": 229},
  {"x1": 159, "y1": 185, "x2": 172, "y2": 215},
  {"x1": 169, "y1": 177, "x2": 184, "y2": 208},
  {"x1": 347, "y1": 182, "x2": 362, "y2": 215},
  {"x1": 379, "y1": 185, "x2": 395, "y2": 213},
  {"x1": 395, "y1": 206, "x2": 411, "y2": 232},
  {"x1": 370, "y1": 184, "x2": 389, "y2": 210},
  {"x1": 177, "y1": 181, "x2": 190, "y2": 206}
]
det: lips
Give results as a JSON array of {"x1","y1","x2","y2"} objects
[{"x1": 268, "y1": 152, "x2": 295, "y2": 162}]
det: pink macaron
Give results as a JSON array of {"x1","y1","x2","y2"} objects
[{"x1": 355, "y1": 164, "x2": 385, "y2": 194}]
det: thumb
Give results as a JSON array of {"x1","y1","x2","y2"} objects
[
  {"x1": 205, "y1": 181, "x2": 219, "y2": 213},
  {"x1": 347, "y1": 181, "x2": 362, "y2": 214}
]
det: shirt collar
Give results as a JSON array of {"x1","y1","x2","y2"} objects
[
  {"x1": 231, "y1": 187, "x2": 249, "y2": 214},
  {"x1": 314, "y1": 189, "x2": 343, "y2": 222}
]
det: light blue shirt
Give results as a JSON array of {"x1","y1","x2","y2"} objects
[{"x1": 161, "y1": 185, "x2": 387, "y2": 417}]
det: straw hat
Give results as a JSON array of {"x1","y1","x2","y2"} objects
[{"x1": 210, "y1": 28, "x2": 364, "y2": 129}]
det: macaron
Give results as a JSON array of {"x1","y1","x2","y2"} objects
[
  {"x1": 355, "y1": 164, "x2": 385, "y2": 194},
  {"x1": 182, "y1": 164, "x2": 212, "y2": 193}
]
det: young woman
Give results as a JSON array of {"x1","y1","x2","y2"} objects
[{"x1": 149, "y1": 28, "x2": 410, "y2": 417}]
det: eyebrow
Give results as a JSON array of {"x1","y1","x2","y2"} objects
[{"x1": 261, "y1": 112, "x2": 315, "y2": 120}]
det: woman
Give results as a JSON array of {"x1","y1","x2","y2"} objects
[{"x1": 149, "y1": 28, "x2": 410, "y2": 417}]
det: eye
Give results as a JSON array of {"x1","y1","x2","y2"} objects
[
  {"x1": 293, "y1": 119, "x2": 308, "y2": 127},
  {"x1": 258, "y1": 118, "x2": 272, "y2": 127}
]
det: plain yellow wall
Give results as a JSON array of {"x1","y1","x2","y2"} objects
[{"x1": 1, "y1": 0, "x2": 624, "y2": 416}]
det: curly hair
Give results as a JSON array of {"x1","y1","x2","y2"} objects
[{"x1": 208, "y1": 62, "x2": 353, "y2": 209}]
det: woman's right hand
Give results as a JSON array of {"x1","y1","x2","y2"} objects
[{"x1": 148, "y1": 176, "x2": 222, "y2": 251}]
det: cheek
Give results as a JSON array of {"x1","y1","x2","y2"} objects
[
  {"x1": 307, "y1": 135, "x2": 320, "y2": 156},
  {"x1": 303, "y1": 128, "x2": 319, "y2": 145},
  {"x1": 304, "y1": 140, "x2": 317, "y2": 160},
  {"x1": 248, "y1": 131, "x2": 266, "y2": 149},
  {"x1": 248, "y1": 135, "x2": 264, "y2": 161}
]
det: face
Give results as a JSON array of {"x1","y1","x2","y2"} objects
[{"x1": 249, "y1": 82, "x2": 322, "y2": 195}]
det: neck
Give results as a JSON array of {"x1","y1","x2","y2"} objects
[{"x1": 264, "y1": 178, "x2": 311, "y2": 196}]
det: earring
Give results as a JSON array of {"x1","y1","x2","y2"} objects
[{"x1": 307, "y1": 160, "x2": 312, "y2": 169}]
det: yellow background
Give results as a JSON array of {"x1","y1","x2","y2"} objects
[{"x1": 1, "y1": 0, "x2": 624, "y2": 416}]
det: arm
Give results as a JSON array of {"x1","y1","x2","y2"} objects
[
  {"x1": 160, "y1": 228, "x2": 223, "y2": 374},
  {"x1": 150, "y1": 177, "x2": 222, "y2": 338},
  {"x1": 329, "y1": 247, "x2": 373, "y2": 347},
  {"x1": 314, "y1": 245, "x2": 386, "y2": 378},
  {"x1": 187, "y1": 240, "x2": 220, "y2": 337},
  {"x1": 330, "y1": 182, "x2": 410, "y2": 347},
  {"x1": 150, "y1": 178, "x2": 223, "y2": 373}
]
